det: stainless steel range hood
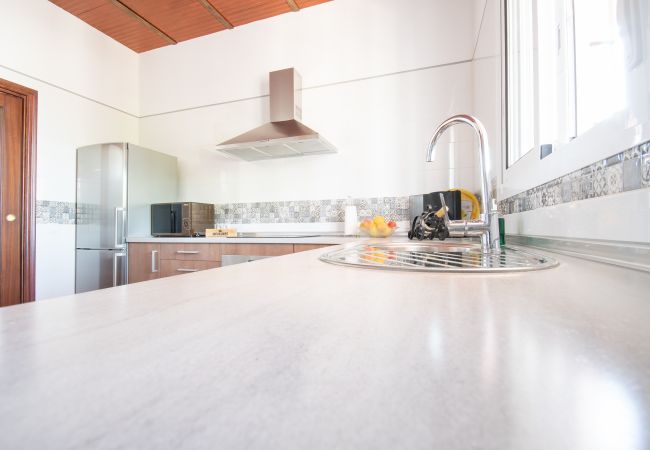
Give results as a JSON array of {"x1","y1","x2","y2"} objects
[{"x1": 215, "y1": 68, "x2": 336, "y2": 161}]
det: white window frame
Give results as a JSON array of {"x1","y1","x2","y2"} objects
[{"x1": 500, "y1": 0, "x2": 650, "y2": 199}]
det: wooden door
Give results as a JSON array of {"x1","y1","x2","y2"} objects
[
  {"x1": 128, "y1": 243, "x2": 161, "y2": 284},
  {"x1": 0, "y1": 80, "x2": 37, "y2": 307}
]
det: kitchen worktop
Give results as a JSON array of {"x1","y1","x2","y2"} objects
[{"x1": 2, "y1": 240, "x2": 649, "y2": 449}]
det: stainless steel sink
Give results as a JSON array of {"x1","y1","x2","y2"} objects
[{"x1": 319, "y1": 241, "x2": 558, "y2": 273}]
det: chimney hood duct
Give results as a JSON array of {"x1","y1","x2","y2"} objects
[{"x1": 215, "y1": 68, "x2": 336, "y2": 161}]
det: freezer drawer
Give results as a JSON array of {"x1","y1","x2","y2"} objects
[{"x1": 75, "y1": 249, "x2": 127, "y2": 293}]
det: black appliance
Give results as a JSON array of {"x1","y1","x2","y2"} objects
[
  {"x1": 408, "y1": 191, "x2": 461, "y2": 241},
  {"x1": 412, "y1": 191, "x2": 462, "y2": 220},
  {"x1": 151, "y1": 202, "x2": 214, "y2": 237}
]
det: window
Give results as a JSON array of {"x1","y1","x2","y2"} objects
[
  {"x1": 505, "y1": 0, "x2": 536, "y2": 166},
  {"x1": 505, "y1": 0, "x2": 631, "y2": 167},
  {"x1": 506, "y1": 0, "x2": 576, "y2": 167},
  {"x1": 502, "y1": 0, "x2": 650, "y2": 198},
  {"x1": 573, "y1": 0, "x2": 627, "y2": 134}
]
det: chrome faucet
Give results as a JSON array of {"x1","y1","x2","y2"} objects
[{"x1": 426, "y1": 114, "x2": 501, "y2": 253}]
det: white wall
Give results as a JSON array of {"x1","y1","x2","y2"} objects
[
  {"x1": 140, "y1": 0, "x2": 479, "y2": 116},
  {"x1": 0, "y1": 0, "x2": 140, "y2": 115},
  {"x1": 505, "y1": 189, "x2": 650, "y2": 242},
  {"x1": 0, "y1": 0, "x2": 140, "y2": 300},
  {"x1": 139, "y1": 0, "x2": 485, "y2": 203},
  {"x1": 471, "y1": 0, "x2": 502, "y2": 196}
]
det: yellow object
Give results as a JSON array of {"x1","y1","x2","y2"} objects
[
  {"x1": 450, "y1": 188, "x2": 480, "y2": 220},
  {"x1": 361, "y1": 247, "x2": 387, "y2": 264},
  {"x1": 206, "y1": 228, "x2": 237, "y2": 237},
  {"x1": 359, "y1": 216, "x2": 397, "y2": 238},
  {"x1": 359, "y1": 219, "x2": 373, "y2": 230},
  {"x1": 434, "y1": 207, "x2": 447, "y2": 218}
]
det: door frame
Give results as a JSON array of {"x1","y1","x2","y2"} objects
[{"x1": 0, "y1": 78, "x2": 37, "y2": 302}]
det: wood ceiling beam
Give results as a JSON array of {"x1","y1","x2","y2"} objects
[
  {"x1": 286, "y1": 0, "x2": 300, "y2": 12},
  {"x1": 195, "y1": 0, "x2": 234, "y2": 29},
  {"x1": 108, "y1": 0, "x2": 177, "y2": 45}
]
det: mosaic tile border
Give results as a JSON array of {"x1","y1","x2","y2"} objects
[
  {"x1": 36, "y1": 200, "x2": 76, "y2": 224},
  {"x1": 36, "y1": 197, "x2": 411, "y2": 225},
  {"x1": 214, "y1": 197, "x2": 410, "y2": 225},
  {"x1": 499, "y1": 140, "x2": 650, "y2": 215}
]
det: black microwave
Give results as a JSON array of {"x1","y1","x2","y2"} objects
[{"x1": 151, "y1": 202, "x2": 214, "y2": 237}]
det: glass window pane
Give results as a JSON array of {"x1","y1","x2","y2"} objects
[
  {"x1": 507, "y1": 0, "x2": 536, "y2": 167},
  {"x1": 574, "y1": 0, "x2": 627, "y2": 134},
  {"x1": 536, "y1": 0, "x2": 577, "y2": 146}
]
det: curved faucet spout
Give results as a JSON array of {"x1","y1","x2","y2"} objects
[
  {"x1": 426, "y1": 114, "x2": 491, "y2": 219},
  {"x1": 425, "y1": 114, "x2": 500, "y2": 253}
]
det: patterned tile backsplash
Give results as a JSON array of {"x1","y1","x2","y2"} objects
[
  {"x1": 35, "y1": 140, "x2": 650, "y2": 225},
  {"x1": 499, "y1": 140, "x2": 650, "y2": 215},
  {"x1": 36, "y1": 201, "x2": 76, "y2": 224},
  {"x1": 214, "y1": 197, "x2": 410, "y2": 224},
  {"x1": 36, "y1": 197, "x2": 411, "y2": 225}
]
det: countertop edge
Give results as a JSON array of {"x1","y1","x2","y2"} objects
[{"x1": 126, "y1": 236, "x2": 369, "y2": 244}]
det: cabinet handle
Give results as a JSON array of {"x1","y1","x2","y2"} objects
[
  {"x1": 176, "y1": 268, "x2": 199, "y2": 272},
  {"x1": 176, "y1": 250, "x2": 200, "y2": 254},
  {"x1": 151, "y1": 250, "x2": 159, "y2": 273}
]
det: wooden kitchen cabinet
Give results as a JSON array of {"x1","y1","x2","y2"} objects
[
  {"x1": 129, "y1": 242, "x2": 221, "y2": 283},
  {"x1": 159, "y1": 243, "x2": 220, "y2": 279},
  {"x1": 293, "y1": 244, "x2": 332, "y2": 253},
  {"x1": 221, "y1": 243, "x2": 294, "y2": 257},
  {"x1": 128, "y1": 243, "x2": 161, "y2": 283},
  {"x1": 160, "y1": 243, "x2": 221, "y2": 261},
  {"x1": 129, "y1": 242, "x2": 332, "y2": 284},
  {"x1": 159, "y1": 259, "x2": 220, "y2": 278}
]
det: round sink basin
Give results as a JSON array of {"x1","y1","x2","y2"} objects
[{"x1": 319, "y1": 242, "x2": 558, "y2": 273}]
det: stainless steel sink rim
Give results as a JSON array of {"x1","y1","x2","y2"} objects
[{"x1": 319, "y1": 242, "x2": 558, "y2": 273}]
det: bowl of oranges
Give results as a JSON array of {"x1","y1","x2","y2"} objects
[{"x1": 359, "y1": 215, "x2": 398, "y2": 238}]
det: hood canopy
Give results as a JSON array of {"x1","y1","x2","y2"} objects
[{"x1": 215, "y1": 68, "x2": 336, "y2": 161}]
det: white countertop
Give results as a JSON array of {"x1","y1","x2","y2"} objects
[{"x1": 1, "y1": 239, "x2": 649, "y2": 449}]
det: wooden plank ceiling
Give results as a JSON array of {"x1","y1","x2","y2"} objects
[{"x1": 49, "y1": 0, "x2": 332, "y2": 53}]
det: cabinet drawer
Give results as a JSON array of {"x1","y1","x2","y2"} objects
[
  {"x1": 293, "y1": 244, "x2": 333, "y2": 253},
  {"x1": 160, "y1": 243, "x2": 221, "y2": 261},
  {"x1": 221, "y1": 244, "x2": 294, "y2": 257},
  {"x1": 160, "y1": 259, "x2": 220, "y2": 278}
]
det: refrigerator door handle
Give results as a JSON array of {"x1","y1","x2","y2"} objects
[
  {"x1": 151, "y1": 250, "x2": 159, "y2": 273},
  {"x1": 113, "y1": 252, "x2": 125, "y2": 286},
  {"x1": 113, "y1": 252, "x2": 118, "y2": 286},
  {"x1": 114, "y1": 207, "x2": 126, "y2": 248}
]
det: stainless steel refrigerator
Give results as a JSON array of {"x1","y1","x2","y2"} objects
[{"x1": 75, "y1": 143, "x2": 178, "y2": 293}]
